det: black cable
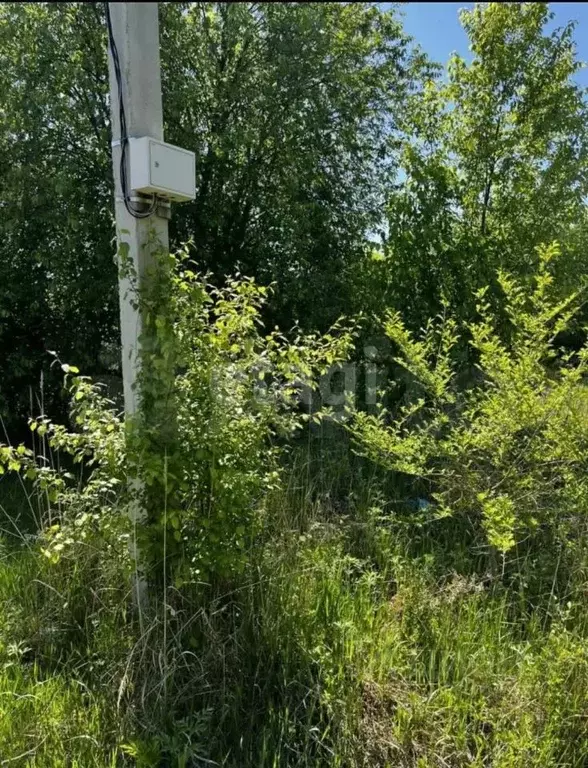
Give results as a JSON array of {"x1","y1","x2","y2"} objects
[{"x1": 105, "y1": 3, "x2": 157, "y2": 219}]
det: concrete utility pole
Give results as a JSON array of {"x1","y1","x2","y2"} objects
[
  {"x1": 106, "y1": 2, "x2": 169, "y2": 609},
  {"x1": 106, "y1": 2, "x2": 169, "y2": 416}
]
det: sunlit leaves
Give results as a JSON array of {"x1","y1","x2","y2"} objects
[{"x1": 348, "y1": 246, "x2": 588, "y2": 555}]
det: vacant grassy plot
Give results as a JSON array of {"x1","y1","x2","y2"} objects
[{"x1": 2, "y1": 459, "x2": 588, "y2": 767}]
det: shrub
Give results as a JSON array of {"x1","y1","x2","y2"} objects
[
  {"x1": 347, "y1": 242, "x2": 588, "y2": 562},
  {"x1": 0, "y1": 246, "x2": 355, "y2": 589}
]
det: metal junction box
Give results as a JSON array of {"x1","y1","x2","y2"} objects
[{"x1": 128, "y1": 136, "x2": 196, "y2": 202}]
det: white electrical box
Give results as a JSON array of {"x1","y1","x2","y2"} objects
[{"x1": 128, "y1": 137, "x2": 196, "y2": 202}]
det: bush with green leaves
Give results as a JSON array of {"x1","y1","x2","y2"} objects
[
  {"x1": 132, "y1": 245, "x2": 355, "y2": 585},
  {"x1": 0, "y1": 364, "x2": 130, "y2": 576},
  {"x1": 348, "y1": 242, "x2": 588, "y2": 560},
  {"x1": 0, "y1": 247, "x2": 355, "y2": 588}
]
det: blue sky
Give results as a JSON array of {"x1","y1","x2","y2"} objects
[{"x1": 399, "y1": 2, "x2": 588, "y2": 88}]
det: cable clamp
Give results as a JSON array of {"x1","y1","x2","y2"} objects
[{"x1": 112, "y1": 137, "x2": 141, "y2": 148}]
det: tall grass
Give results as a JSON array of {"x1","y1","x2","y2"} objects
[{"x1": 2, "y1": 445, "x2": 588, "y2": 766}]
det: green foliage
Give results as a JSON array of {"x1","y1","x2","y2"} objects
[
  {"x1": 448, "y1": 4, "x2": 588, "y2": 255},
  {"x1": 161, "y1": 2, "x2": 420, "y2": 331},
  {"x1": 0, "y1": 663, "x2": 119, "y2": 766},
  {"x1": 0, "y1": 362, "x2": 129, "y2": 573},
  {"x1": 4, "y1": 2, "x2": 587, "y2": 425},
  {"x1": 0, "y1": 245, "x2": 355, "y2": 586},
  {"x1": 0, "y1": 3, "x2": 115, "y2": 426},
  {"x1": 0, "y1": 1, "x2": 420, "y2": 427},
  {"x1": 2, "y1": 3, "x2": 588, "y2": 765},
  {"x1": 371, "y1": 2, "x2": 588, "y2": 334},
  {"x1": 348, "y1": 243, "x2": 588, "y2": 556},
  {"x1": 130, "y1": 244, "x2": 355, "y2": 584},
  {"x1": 3, "y1": 482, "x2": 588, "y2": 766}
]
